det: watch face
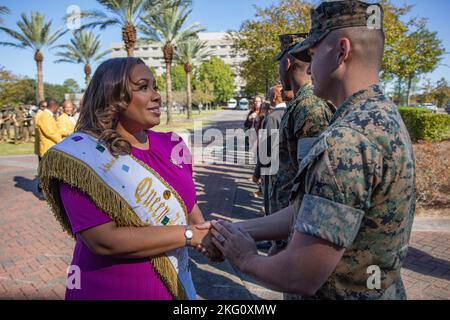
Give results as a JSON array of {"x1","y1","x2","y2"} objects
[{"x1": 185, "y1": 230, "x2": 193, "y2": 239}]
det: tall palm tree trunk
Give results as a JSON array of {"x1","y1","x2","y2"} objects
[
  {"x1": 186, "y1": 70, "x2": 192, "y2": 119},
  {"x1": 35, "y1": 50, "x2": 44, "y2": 103},
  {"x1": 164, "y1": 44, "x2": 174, "y2": 125},
  {"x1": 166, "y1": 61, "x2": 173, "y2": 124},
  {"x1": 122, "y1": 23, "x2": 136, "y2": 57},
  {"x1": 84, "y1": 64, "x2": 92, "y2": 86}
]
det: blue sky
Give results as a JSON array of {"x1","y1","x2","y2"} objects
[{"x1": 0, "y1": 0, "x2": 449, "y2": 90}]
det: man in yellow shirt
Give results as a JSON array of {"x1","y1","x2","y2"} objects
[
  {"x1": 34, "y1": 100, "x2": 47, "y2": 158},
  {"x1": 37, "y1": 100, "x2": 62, "y2": 158},
  {"x1": 57, "y1": 100, "x2": 76, "y2": 138}
]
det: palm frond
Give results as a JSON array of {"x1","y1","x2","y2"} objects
[
  {"x1": 78, "y1": 1, "x2": 152, "y2": 31},
  {"x1": 0, "y1": 12, "x2": 65, "y2": 51},
  {"x1": 140, "y1": 0, "x2": 202, "y2": 47},
  {"x1": 0, "y1": 41, "x2": 25, "y2": 49},
  {"x1": 0, "y1": 26, "x2": 31, "y2": 47},
  {"x1": 0, "y1": 6, "x2": 10, "y2": 14},
  {"x1": 54, "y1": 30, "x2": 111, "y2": 66},
  {"x1": 94, "y1": 49, "x2": 113, "y2": 62},
  {"x1": 0, "y1": 6, "x2": 10, "y2": 24},
  {"x1": 175, "y1": 36, "x2": 211, "y2": 67}
]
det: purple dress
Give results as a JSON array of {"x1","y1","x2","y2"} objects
[{"x1": 60, "y1": 131, "x2": 196, "y2": 300}]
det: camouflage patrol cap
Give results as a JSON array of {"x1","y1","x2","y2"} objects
[
  {"x1": 274, "y1": 33, "x2": 308, "y2": 61},
  {"x1": 289, "y1": 0, "x2": 384, "y2": 62}
]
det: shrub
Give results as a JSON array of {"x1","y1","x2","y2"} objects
[
  {"x1": 398, "y1": 107, "x2": 450, "y2": 142},
  {"x1": 414, "y1": 141, "x2": 450, "y2": 212}
]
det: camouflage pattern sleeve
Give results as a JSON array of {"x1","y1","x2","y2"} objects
[
  {"x1": 293, "y1": 99, "x2": 333, "y2": 140},
  {"x1": 295, "y1": 126, "x2": 384, "y2": 248}
]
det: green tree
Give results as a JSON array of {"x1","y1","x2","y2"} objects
[
  {"x1": 393, "y1": 19, "x2": 445, "y2": 106},
  {"x1": 420, "y1": 78, "x2": 435, "y2": 104},
  {"x1": 198, "y1": 57, "x2": 234, "y2": 103},
  {"x1": 433, "y1": 78, "x2": 450, "y2": 108},
  {"x1": 175, "y1": 37, "x2": 210, "y2": 119},
  {"x1": 19, "y1": 79, "x2": 38, "y2": 105},
  {"x1": 45, "y1": 83, "x2": 68, "y2": 102},
  {"x1": 140, "y1": 0, "x2": 204, "y2": 124},
  {"x1": 77, "y1": 0, "x2": 152, "y2": 57},
  {"x1": 54, "y1": 30, "x2": 111, "y2": 85},
  {"x1": 0, "y1": 6, "x2": 9, "y2": 24},
  {"x1": 0, "y1": 12, "x2": 66, "y2": 102},
  {"x1": 157, "y1": 65, "x2": 186, "y2": 92},
  {"x1": 379, "y1": 0, "x2": 410, "y2": 82},
  {"x1": 63, "y1": 79, "x2": 81, "y2": 93},
  {"x1": 169, "y1": 64, "x2": 187, "y2": 91},
  {"x1": 230, "y1": 0, "x2": 312, "y2": 95},
  {"x1": 192, "y1": 71, "x2": 215, "y2": 108},
  {"x1": 0, "y1": 67, "x2": 29, "y2": 108},
  {"x1": 149, "y1": 66, "x2": 165, "y2": 92}
]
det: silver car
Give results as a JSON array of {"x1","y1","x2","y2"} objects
[{"x1": 419, "y1": 103, "x2": 438, "y2": 113}]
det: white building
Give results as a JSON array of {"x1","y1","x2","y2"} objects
[{"x1": 111, "y1": 32, "x2": 247, "y2": 94}]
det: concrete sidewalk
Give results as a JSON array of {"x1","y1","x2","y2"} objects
[{"x1": 0, "y1": 111, "x2": 449, "y2": 300}]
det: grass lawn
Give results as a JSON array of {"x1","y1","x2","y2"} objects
[
  {"x1": 0, "y1": 109, "x2": 220, "y2": 156},
  {"x1": 0, "y1": 141, "x2": 34, "y2": 156},
  {"x1": 156, "y1": 109, "x2": 217, "y2": 132}
]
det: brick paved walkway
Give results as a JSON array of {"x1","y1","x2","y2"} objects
[{"x1": 0, "y1": 117, "x2": 449, "y2": 300}]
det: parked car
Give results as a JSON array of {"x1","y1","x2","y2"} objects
[
  {"x1": 419, "y1": 103, "x2": 438, "y2": 113},
  {"x1": 227, "y1": 98, "x2": 237, "y2": 109},
  {"x1": 238, "y1": 98, "x2": 249, "y2": 110}
]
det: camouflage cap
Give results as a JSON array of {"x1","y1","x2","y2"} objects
[
  {"x1": 274, "y1": 33, "x2": 308, "y2": 61},
  {"x1": 289, "y1": 0, "x2": 384, "y2": 62}
]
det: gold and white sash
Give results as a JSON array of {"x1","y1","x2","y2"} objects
[{"x1": 42, "y1": 131, "x2": 196, "y2": 300}]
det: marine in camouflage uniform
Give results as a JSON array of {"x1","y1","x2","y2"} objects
[
  {"x1": 269, "y1": 34, "x2": 334, "y2": 215},
  {"x1": 285, "y1": 0, "x2": 416, "y2": 300}
]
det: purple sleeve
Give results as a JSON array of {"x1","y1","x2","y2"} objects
[
  {"x1": 59, "y1": 183, "x2": 113, "y2": 234},
  {"x1": 177, "y1": 136, "x2": 197, "y2": 213}
]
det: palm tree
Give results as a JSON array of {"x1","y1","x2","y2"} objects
[
  {"x1": 0, "y1": 12, "x2": 66, "y2": 102},
  {"x1": 77, "y1": 0, "x2": 152, "y2": 57},
  {"x1": 175, "y1": 37, "x2": 210, "y2": 119},
  {"x1": 54, "y1": 30, "x2": 111, "y2": 86},
  {"x1": 0, "y1": 6, "x2": 10, "y2": 24},
  {"x1": 140, "y1": 0, "x2": 204, "y2": 124}
]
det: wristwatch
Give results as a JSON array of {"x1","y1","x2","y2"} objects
[{"x1": 184, "y1": 225, "x2": 193, "y2": 247}]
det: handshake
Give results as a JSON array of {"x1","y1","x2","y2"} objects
[
  {"x1": 188, "y1": 220, "x2": 259, "y2": 270},
  {"x1": 190, "y1": 221, "x2": 226, "y2": 263}
]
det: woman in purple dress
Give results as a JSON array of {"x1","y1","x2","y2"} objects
[{"x1": 39, "y1": 57, "x2": 215, "y2": 300}]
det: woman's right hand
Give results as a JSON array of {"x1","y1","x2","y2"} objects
[
  {"x1": 192, "y1": 222, "x2": 225, "y2": 263},
  {"x1": 191, "y1": 226, "x2": 210, "y2": 248}
]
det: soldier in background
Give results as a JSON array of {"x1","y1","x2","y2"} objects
[
  {"x1": 12, "y1": 106, "x2": 26, "y2": 144},
  {"x1": 23, "y1": 106, "x2": 33, "y2": 143},
  {"x1": 0, "y1": 110, "x2": 3, "y2": 142},
  {"x1": 209, "y1": 0, "x2": 416, "y2": 300},
  {"x1": 1, "y1": 108, "x2": 12, "y2": 142},
  {"x1": 267, "y1": 33, "x2": 335, "y2": 254}
]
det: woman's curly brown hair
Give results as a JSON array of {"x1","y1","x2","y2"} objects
[{"x1": 75, "y1": 57, "x2": 146, "y2": 157}]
